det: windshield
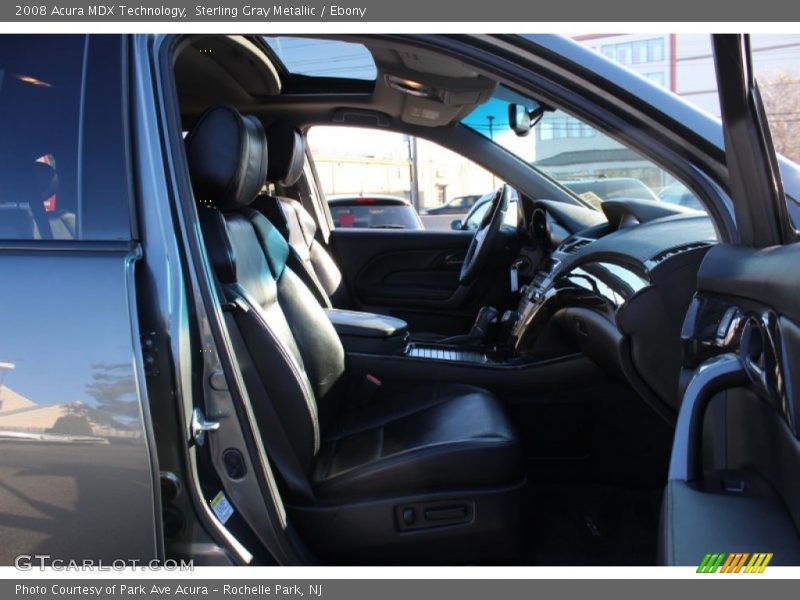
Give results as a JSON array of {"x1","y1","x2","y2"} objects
[
  {"x1": 461, "y1": 86, "x2": 704, "y2": 212},
  {"x1": 463, "y1": 192, "x2": 520, "y2": 230}
]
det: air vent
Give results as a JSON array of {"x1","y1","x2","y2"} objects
[
  {"x1": 647, "y1": 241, "x2": 713, "y2": 267},
  {"x1": 560, "y1": 237, "x2": 593, "y2": 255}
]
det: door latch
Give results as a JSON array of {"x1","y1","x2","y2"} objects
[{"x1": 191, "y1": 408, "x2": 220, "y2": 447}]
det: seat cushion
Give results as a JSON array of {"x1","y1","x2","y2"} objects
[{"x1": 312, "y1": 383, "x2": 522, "y2": 501}]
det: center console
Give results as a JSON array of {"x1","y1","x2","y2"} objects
[
  {"x1": 327, "y1": 255, "x2": 567, "y2": 367},
  {"x1": 323, "y1": 261, "x2": 600, "y2": 392},
  {"x1": 325, "y1": 308, "x2": 409, "y2": 355},
  {"x1": 506, "y1": 256, "x2": 563, "y2": 351},
  {"x1": 405, "y1": 343, "x2": 491, "y2": 364}
]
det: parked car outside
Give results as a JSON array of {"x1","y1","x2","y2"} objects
[
  {"x1": 657, "y1": 183, "x2": 705, "y2": 210},
  {"x1": 421, "y1": 194, "x2": 483, "y2": 215},
  {"x1": 559, "y1": 177, "x2": 660, "y2": 208},
  {"x1": 452, "y1": 190, "x2": 519, "y2": 230},
  {"x1": 327, "y1": 195, "x2": 424, "y2": 229}
]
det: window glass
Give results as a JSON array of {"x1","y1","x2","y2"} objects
[
  {"x1": 750, "y1": 36, "x2": 800, "y2": 227},
  {"x1": 600, "y1": 38, "x2": 665, "y2": 67},
  {"x1": 578, "y1": 34, "x2": 800, "y2": 227},
  {"x1": 462, "y1": 192, "x2": 520, "y2": 230},
  {"x1": 0, "y1": 35, "x2": 131, "y2": 241},
  {"x1": 461, "y1": 86, "x2": 706, "y2": 213},
  {"x1": 648, "y1": 38, "x2": 665, "y2": 62},
  {"x1": 328, "y1": 202, "x2": 422, "y2": 230},
  {"x1": 308, "y1": 126, "x2": 510, "y2": 230},
  {"x1": 262, "y1": 36, "x2": 377, "y2": 81}
]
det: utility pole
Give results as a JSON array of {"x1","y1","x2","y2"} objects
[
  {"x1": 406, "y1": 135, "x2": 420, "y2": 210},
  {"x1": 487, "y1": 115, "x2": 497, "y2": 188}
]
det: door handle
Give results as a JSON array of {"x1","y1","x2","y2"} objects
[{"x1": 442, "y1": 253, "x2": 464, "y2": 266}]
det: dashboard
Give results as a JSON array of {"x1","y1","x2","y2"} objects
[{"x1": 508, "y1": 197, "x2": 717, "y2": 419}]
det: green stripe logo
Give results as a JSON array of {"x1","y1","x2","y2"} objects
[
  {"x1": 697, "y1": 553, "x2": 726, "y2": 573},
  {"x1": 697, "y1": 552, "x2": 773, "y2": 573}
]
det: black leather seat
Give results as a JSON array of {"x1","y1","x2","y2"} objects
[
  {"x1": 256, "y1": 121, "x2": 447, "y2": 341},
  {"x1": 253, "y1": 121, "x2": 348, "y2": 308},
  {"x1": 314, "y1": 383, "x2": 521, "y2": 501},
  {"x1": 185, "y1": 106, "x2": 523, "y2": 564}
]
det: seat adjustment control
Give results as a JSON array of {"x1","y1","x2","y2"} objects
[
  {"x1": 396, "y1": 501, "x2": 472, "y2": 531},
  {"x1": 424, "y1": 506, "x2": 467, "y2": 521}
]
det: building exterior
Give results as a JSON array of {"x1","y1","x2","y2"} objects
[
  {"x1": 574, "y1": 33, "x2": 800, "y2": 117},
  {"x1": 533, "y1": 34, "x2": 800, "y2": 187},
  {"x1": 308, "y1": 35, "x2": 800, "y2": 212},
  {"x1": 307, "y1": 126, "x2": 495, "y2": 210}
]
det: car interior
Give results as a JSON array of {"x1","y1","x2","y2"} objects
[{"x1": 154, "y1": 34, "x2": 800, "y2": 565}]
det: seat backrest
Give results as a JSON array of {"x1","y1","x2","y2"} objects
[
  {"x1": 186, "y1": 106, "x2": 346, "y2": 475},
  {"x1": 256, "y1": 121, "x2": 346, "y2": 307},
  {"x1": 0, "y1": 205, "x2": 38, "y2": 239},
  {"x1": 0, "y1": 160, "x2": 58, "y2": 240}
]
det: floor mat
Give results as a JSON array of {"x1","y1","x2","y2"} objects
[{"x1": 521, "y1": 483, "x2": 663, "y2": 566}]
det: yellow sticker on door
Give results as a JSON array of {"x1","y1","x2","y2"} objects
[{"x1": 210, "y1": 490, "x2": 235, "y2": 525}]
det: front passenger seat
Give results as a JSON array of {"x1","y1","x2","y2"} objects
[
  {"x1": 185, "y1": 106, "x2": 524, "y2": 565},
  {"x1": 253, "y1": 120, "x2": 348, "y2": 308},
  {"x1": 256, "y1": 121, "x2": 448, "y2": 342}
]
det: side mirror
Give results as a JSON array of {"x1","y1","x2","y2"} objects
[
  {"x1": 451, "y1": 219, "x2": 463, "y2": 230},
  {"x1": 508, "y1": 104, "x2": 548, "y2": 137}
]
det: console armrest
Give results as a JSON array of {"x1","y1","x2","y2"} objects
[{"x1": 324, "y1": 308, "x2": 409, "y2": 354}]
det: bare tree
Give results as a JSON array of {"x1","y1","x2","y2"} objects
[{"x1": 760, "y1": 71, "x2": 800, "y2": 163}]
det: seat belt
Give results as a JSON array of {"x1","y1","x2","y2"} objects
[
  {"x1": 222, "y1": 306, "x2": 316, "y2": 503},
  {"x1": 285, "y1": 247, "x2": 332, "y2": 309}
]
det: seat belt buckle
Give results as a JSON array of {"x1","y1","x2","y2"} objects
[{"x1": 356, "y1": 374, "x2": 382, "y2": 408}]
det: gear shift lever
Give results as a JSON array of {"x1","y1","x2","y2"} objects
[
  {"x1": 439, "y1": 306, "x2": 499, "y2": 346},
  {"x1": 469, "y1": 306, "x2": 499, "y2": 339}
]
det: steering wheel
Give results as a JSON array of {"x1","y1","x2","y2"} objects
[{"x1": 459, "y1": 184, "x2": 511, "y2": 284}]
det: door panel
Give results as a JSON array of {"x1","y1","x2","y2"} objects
[
  {"x1": 662, "y1": 245, "x2": 800, "y2": 565},
  {"x1": 661, "y1": 34, "x2": 800, "y2": 566},
  {"x1": 330, "y1": 228, "x2": 516, "y2": 335},
  {"x1": 0, "y1": 249, "x2": 159, "y2": 563},
  {"x1": 0, "y1": 34, "x2": 159, "y2": 564}
]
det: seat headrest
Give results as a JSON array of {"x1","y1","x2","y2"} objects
[
  {"x1": 185, "y1": 106, "x2": 268, "y2": 210},
  {"x1": 0, "y1": 160, "x2": 58, "y2": 206},
  {"x1": 265, "y1": 121, "x2": 305, "y2": 187}
]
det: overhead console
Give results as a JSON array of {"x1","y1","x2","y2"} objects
[{"x1": 370, "y1": 46, "x2": 497, "y2": 127}]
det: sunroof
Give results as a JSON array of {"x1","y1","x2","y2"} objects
[{"x1": 262, "y1": 36, "x2": 377, "y2": 81}]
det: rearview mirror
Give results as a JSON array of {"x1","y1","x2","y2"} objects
[
  {"x1": 508, "y1": 104, "x2": 547, "y2": 137},
  {"x1": 450, "y1": 219, "x2": 463, "y2": 230}
]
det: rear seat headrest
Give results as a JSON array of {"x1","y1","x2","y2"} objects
[
  {"x1": 264, "y1": 121, "x2": 306, "y2": 187},
  {"x1": 185, "y1": 106, "x2": 268, "y2": 210},
  {"x1": 0, "y1": 160, "x2": 57, "y2": 240},
  {"x1": 0, "y1": 159, "x2": 58, "y2": 205}
]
